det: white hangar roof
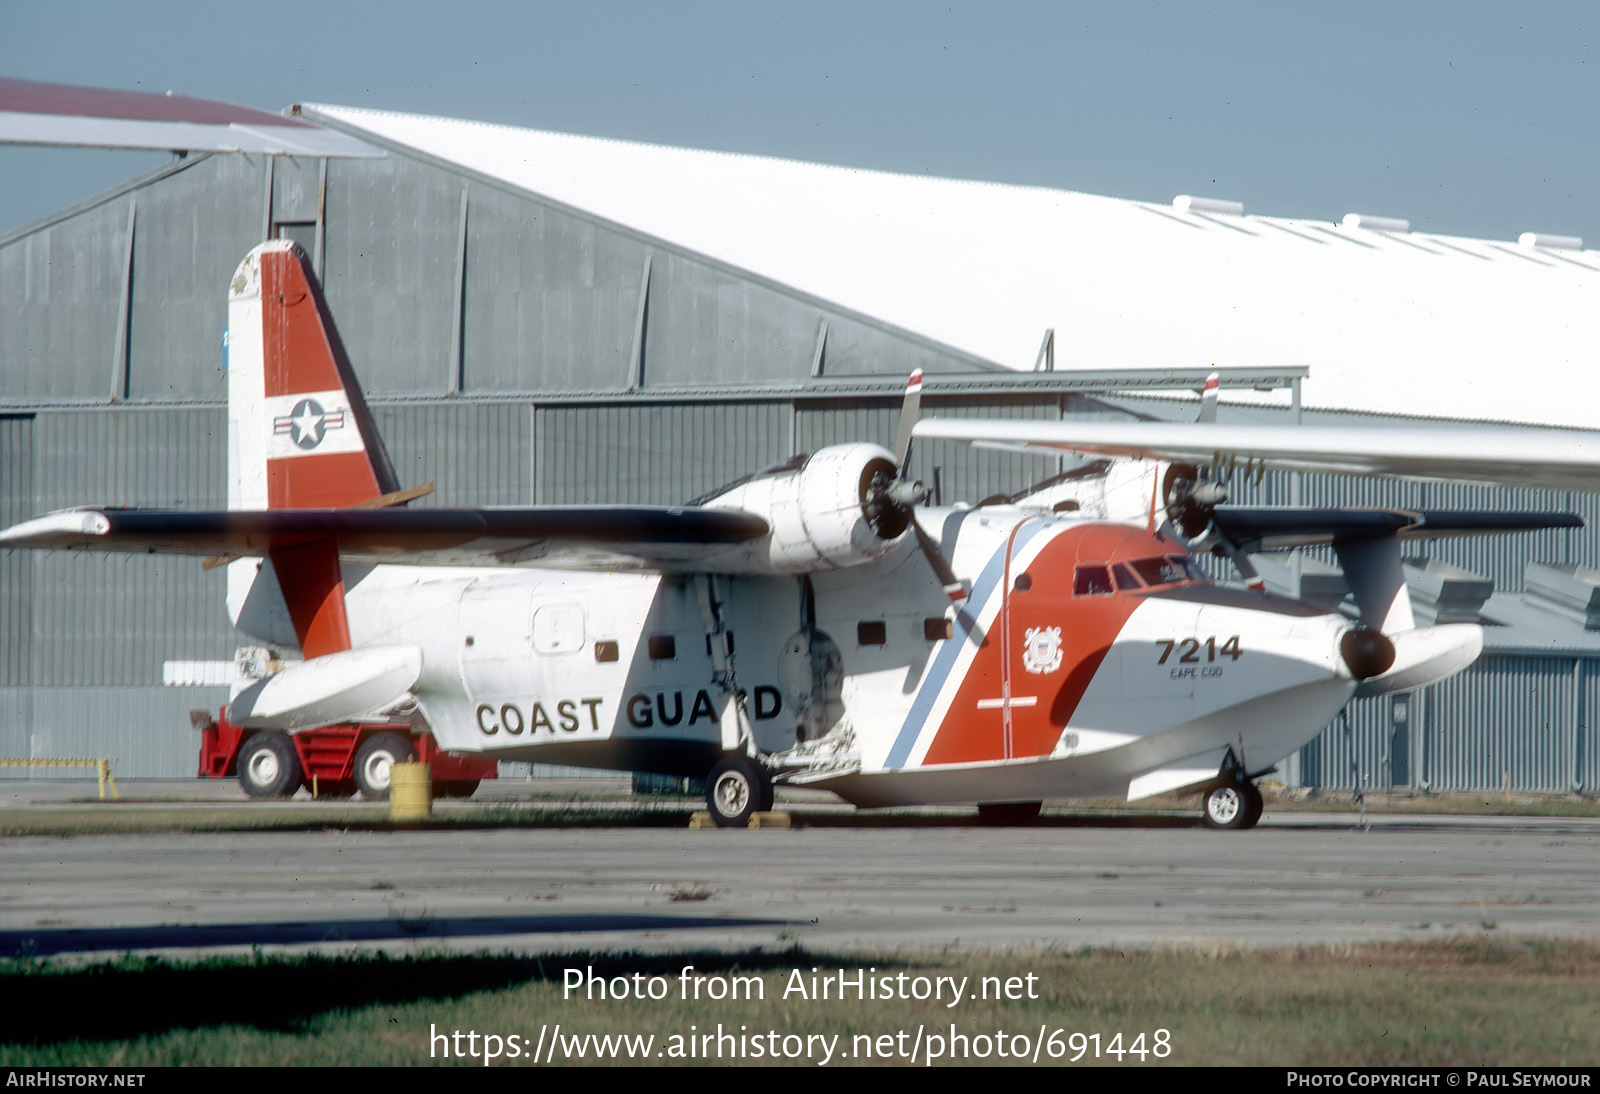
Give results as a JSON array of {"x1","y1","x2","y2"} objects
[{"x1": 305, "y1": 104, "x2": 1600, "y2": 431}]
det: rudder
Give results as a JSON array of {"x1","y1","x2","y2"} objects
[
  {"x1": 225, "y1": 241, "x2": 398, "y2": 658},
  {"x1": 227, "y1": 240, "x2": 398, "y2": 511}
]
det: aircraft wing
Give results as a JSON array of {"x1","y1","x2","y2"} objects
[
  {"x1": 913, "y1": 418, "x2": 1600, "y2": 493},
  {"x1": 1210, "y1": 507, "x2": 1583, "y2": 552},
  {"x1": 0, "y1": 506, "x2": 769, "y2": 572}
]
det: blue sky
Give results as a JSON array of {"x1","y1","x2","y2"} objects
[{"x1": 2, "y1": 1, "x2": 1597, "y2": 243}]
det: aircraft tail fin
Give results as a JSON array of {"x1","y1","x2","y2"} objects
[
  {"x1": 225, "y1": 241, "x2": 399, "y2": 658},
  {"x1": 226, "y1": 240, "x2": 399, "y2": 511}
]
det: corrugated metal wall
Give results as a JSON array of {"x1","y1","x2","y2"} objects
[
  {"x1": 1301, "y1": 657, "x2": 1598, "y2": 794},
  {"x1": 0, "y1": 201, "x2": 131, "y2": 399},
  {"x1": 1426, "y1": 657, "x2": 1578, "y2": 792},
  {"x1": 320, "y1": 155, "x2": 462, "y2": 395},
  {"x1": 0, "y1": 686, "x2": 228, "y2": 778},
  {"x1": 536, "y1": 402, "x2": 791, "y2": 504},
  {"x1": 1298, "y1": 697, "x2": 1396, "y2": 794},
  {"x1": 126, "y1": 155, "x2": 261, "y2": 400},
  {"x1": 26, "y1": 408, "x2": 234, "y2": 689},
  {"x1": 0, "y1": 415, "x2": 33, "y2": 688},
  {"x1": 461, "y1": 183, "x2": 643, "y2": 393},
  {"x1": 374, "y1": 403, "x2": 532, "y2": 506}
]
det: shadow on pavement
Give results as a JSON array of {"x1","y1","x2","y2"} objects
[{"x1": 3, "y1": 945, "x2": 917, "y2": 1045}]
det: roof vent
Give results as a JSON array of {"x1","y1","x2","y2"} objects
[
  {"x1": 1173, "y1": 195, "x2": 1244, "y2": 216},
  {"x1": 1252, "y1": 556, "x2": 1348, "y2": 612},
  {"x1": 1518, "y1": 232, "x2": 1584, "y2": 251},
  {"x1": 1524, "y1": 563, "x2": 1600, "y2": 629},
  {"x1": 1403, "y1": 560, "x2": 1492, "y2": 625},
  {"x1": 1341, "y1": 213, "x2": 1410, "y2": 233}
]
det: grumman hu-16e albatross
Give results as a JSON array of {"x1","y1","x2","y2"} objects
[{"x1": 4, "y1": 242, "x2": 1595, "y2": 828}]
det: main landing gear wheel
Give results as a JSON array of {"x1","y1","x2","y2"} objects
[
  {"x1": 706, "y1": 755, "x2": 774, "y2": 828},
  {"x1": 237, "y1": 731, "x2": 303, "y2": 799},
  {"x1": 1201, "y1": 781, "x2": 1263, "y2": 830},
  {"x1": 353, "y1": 732, "x2": 415, "y2": 801},
  {"x1": 977, "y1": 801, "x2": 1043, "y2": 825}
]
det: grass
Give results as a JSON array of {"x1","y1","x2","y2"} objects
[{"x1": 2, "y1": 939, "x2": 1598, "y2": 1066}]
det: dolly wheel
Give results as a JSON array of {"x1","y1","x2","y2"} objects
[
  {"x1": 237, "y1": 731, "x2": 303, "y2": 799},
  {"x1": 353, "y1": 732, "x2": 415, "y2": 801}
]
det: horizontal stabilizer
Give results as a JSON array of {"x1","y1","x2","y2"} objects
[
  {"x1": 229, "y1": 645, "x2": 423, "y2": 730},
  {"x1": 0, "y1": 505, "x2": 770, "y2": 571},
  {"x1": 1211, "y1": 507, "x2": 1583, "y2": 552},
  {"x1": 913, "y1": 418, "x2": 1600, "y2": 493}
]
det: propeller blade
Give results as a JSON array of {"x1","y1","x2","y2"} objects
[
  {"x1": 892, "y1": 369, "x2": 924, "y2": 473},
  {"x1": 912, "y1": 514, "x2": 966, "y2": 604}
]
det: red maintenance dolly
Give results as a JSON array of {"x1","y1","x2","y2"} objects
[{"x1": 194, "y1": 709, "x2": 498, "y2": 801}]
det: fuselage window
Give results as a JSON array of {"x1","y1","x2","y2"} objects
[
  {"x1": 648, "y1": 634, "x2": 677, "y2": 660},
  {"x1": 1073, "y1": 565, "x2": 1113, "y2": 596},
  {"x1": 857, "y1": 621, "x2": 888, "y2": 646}
]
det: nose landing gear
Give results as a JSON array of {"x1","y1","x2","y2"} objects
[{"x1": 1200, "y1": 779, "x2": 1264, "y2": 830}]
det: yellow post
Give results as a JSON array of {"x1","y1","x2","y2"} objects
[{"x1": 389, "y1": 762, "x2": 431, "y2": 821}]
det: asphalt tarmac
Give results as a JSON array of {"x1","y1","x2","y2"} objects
[{"x1": 4, "y1": 780, "x2": 1599, "y2": 959}]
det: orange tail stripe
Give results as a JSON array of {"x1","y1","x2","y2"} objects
[{"x1": 268, "y1": 539, "x2": 352, "y2": 658}]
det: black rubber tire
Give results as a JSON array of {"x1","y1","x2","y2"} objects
[
  {"x1": 977, "y1": 801, "x2": 1043, "y2": 825},
  {"x1": 353, "y1": 732, "x2": 416, "y2": 801},
  {"x1": 433, "y1": 780, "x2": 481, "y2": 799},
  {"x1": 1242, "y1": 783, "x2": 1265, "y2": 828},
  {"x1": 237, "y1": 731, "x2": 303, "y2": 799},
  {"x1": 705, "y1": 755, "x2": 773, "y2": 828},
  {"x1": 1200, "y1": 781, "x2": 1263, "y2": 830}
]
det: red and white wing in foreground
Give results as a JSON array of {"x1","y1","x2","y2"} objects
[{"x1": 0, "y1": 77, "x2": 380, "y2": 157}]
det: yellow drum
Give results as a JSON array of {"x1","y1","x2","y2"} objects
[{"x1": 388, "y1": 762, "x2": 432, "y2": 821}]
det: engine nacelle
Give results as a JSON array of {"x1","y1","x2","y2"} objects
[{"x1": 705, "y1": 443, "x2": 910, "y2": 573}]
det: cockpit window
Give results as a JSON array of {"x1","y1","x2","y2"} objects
[
  {"x1": 1130, "y1": 555, "x2": 1203, "y2": 587},
  {"x1": 1111, "y1": 562, "x2": 1142, "y2": 590},
  {"x1": 1073, "y1": 565, "x2": 1114, "y2": 596}
]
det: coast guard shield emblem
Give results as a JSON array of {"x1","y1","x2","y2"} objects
[{"x1": 1022, "y1": 625, "x2": 1064, "y2": 675}]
